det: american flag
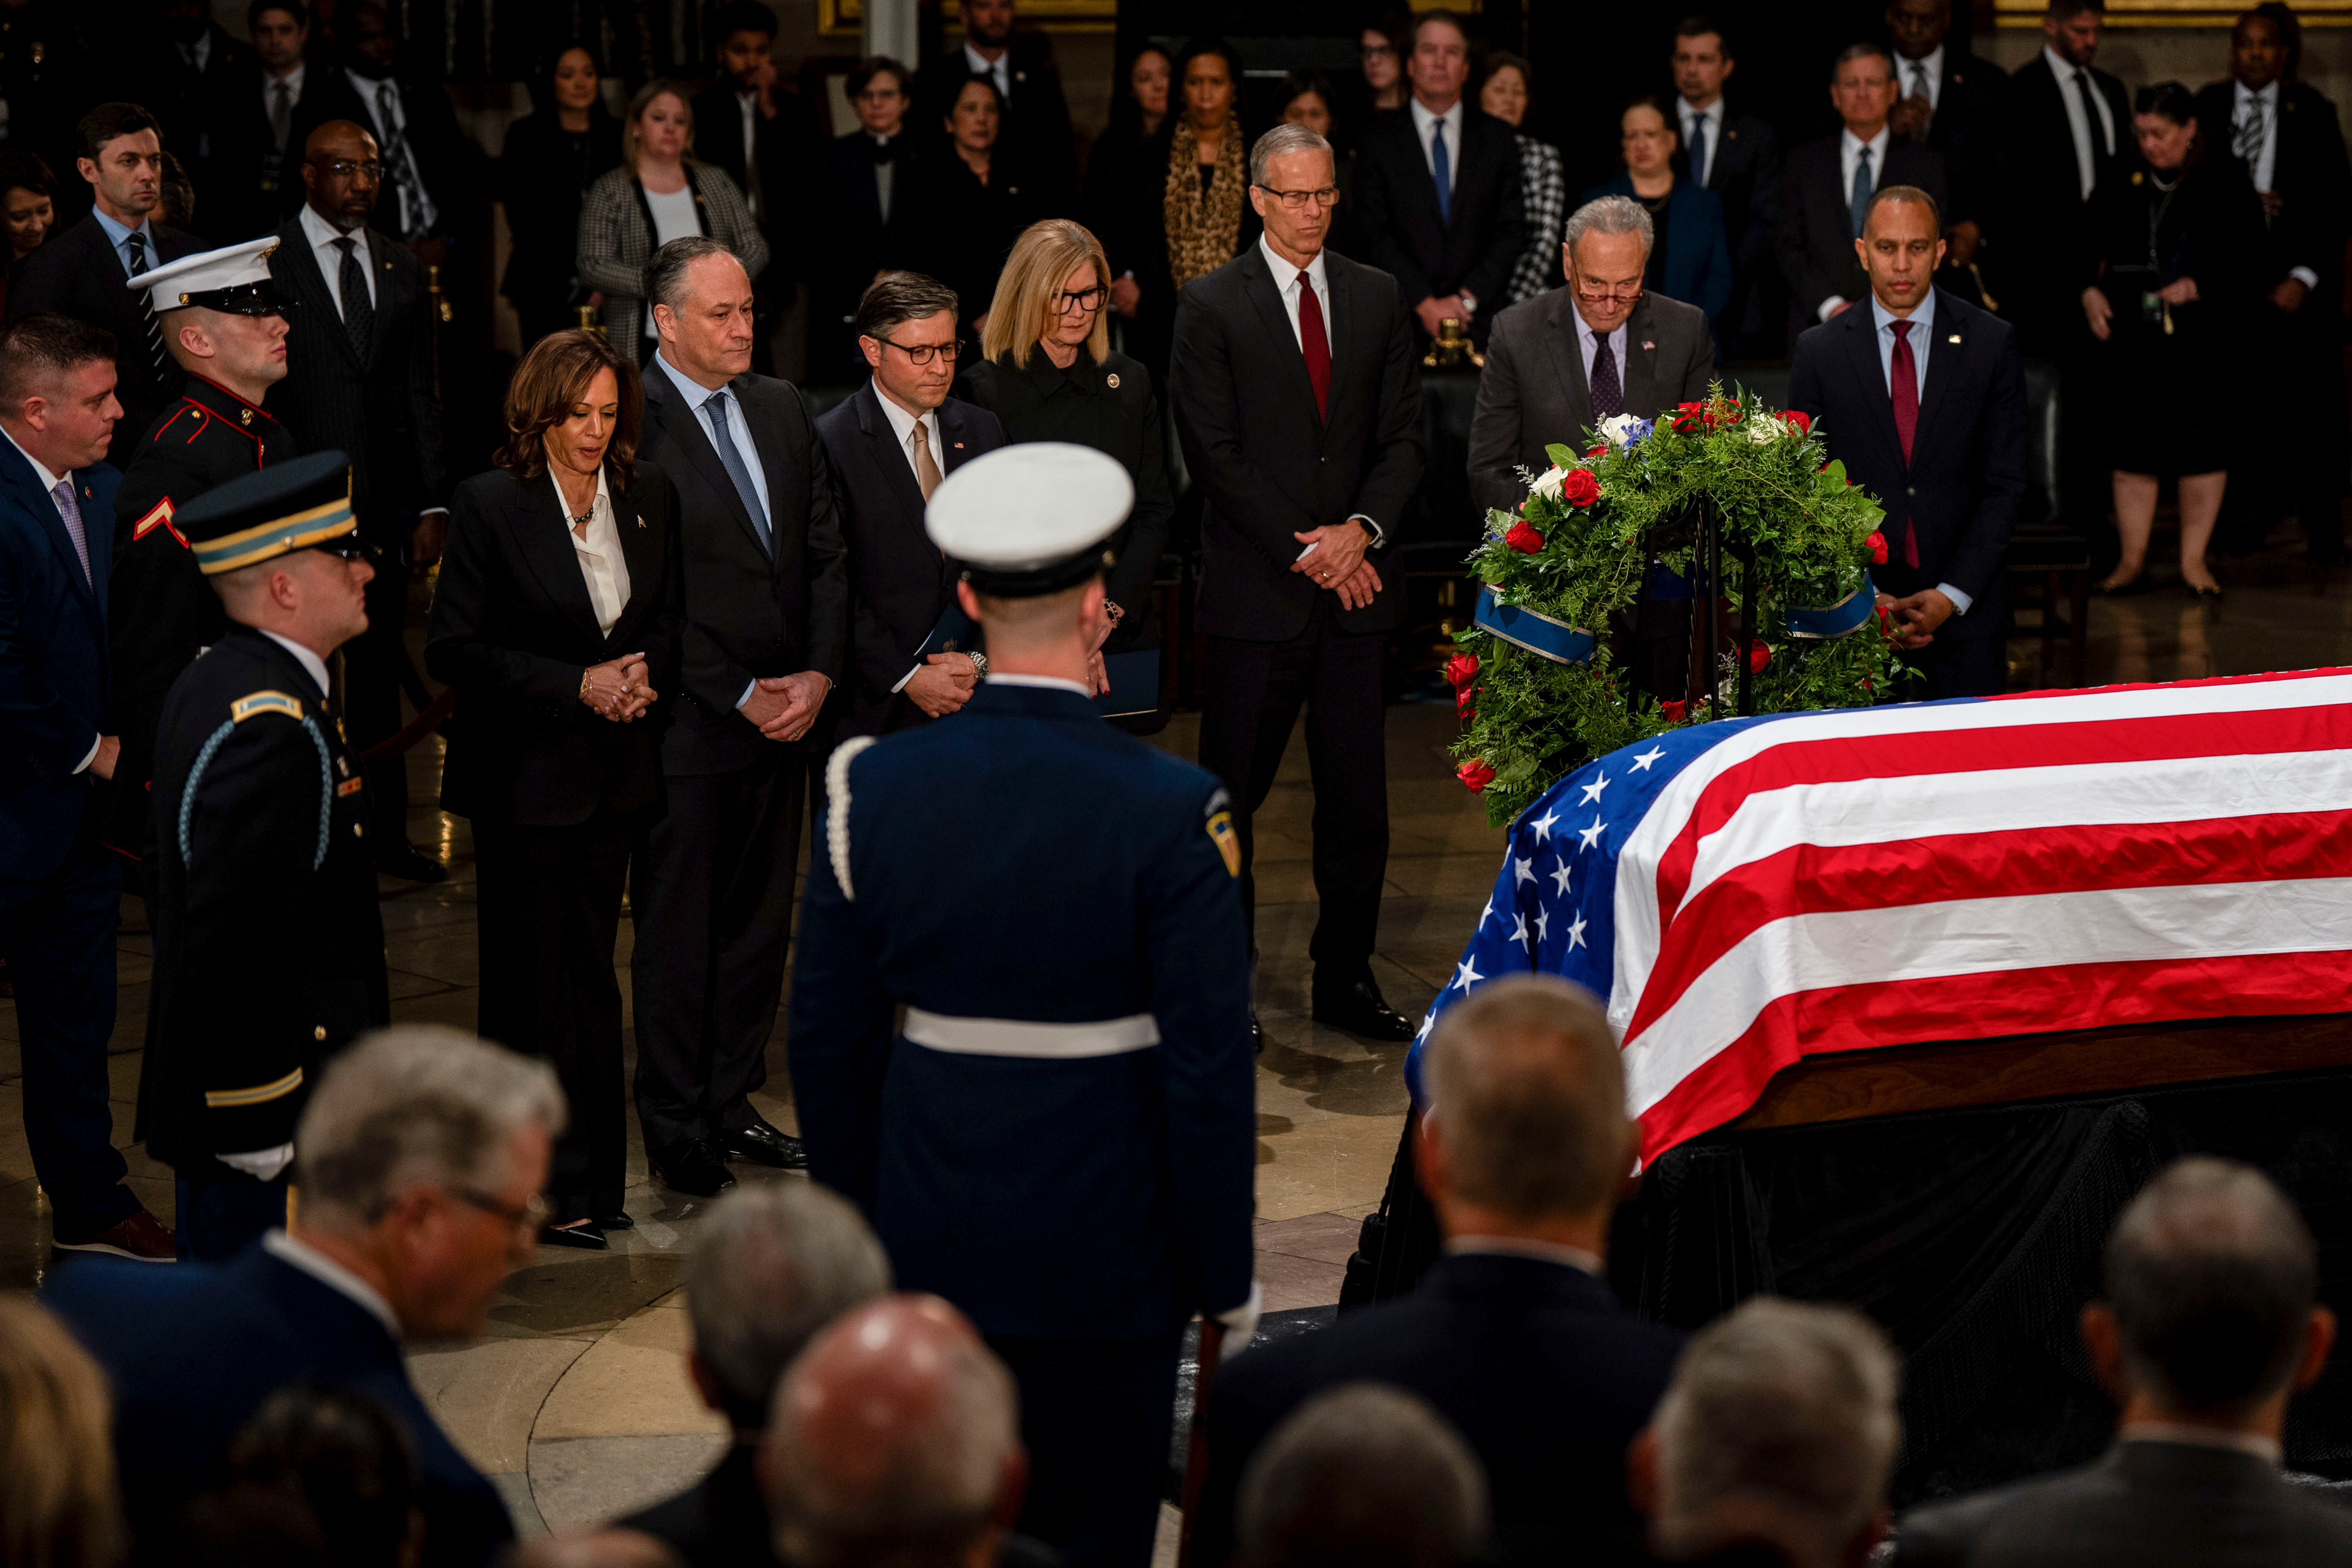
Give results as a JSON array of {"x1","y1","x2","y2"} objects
[{"x1": 1406, "y1": 668, "x2": 2352, "y2": 1164}]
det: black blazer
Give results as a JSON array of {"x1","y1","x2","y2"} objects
[
  {"x1": 901, "y1": 147, "x2": 1043, "y2": 332},
  {"x1": 956, "y1": 347, "x2": 1172, "y2": 649},
  {"x1": 2193, "y1": 79, "x2": 2352, "y2": 300},
  {"x1": 1788, "y1": 286, "x2": 2024, "y2": 633},
  {"x1": 425, "y1": 462, "x2": 683, "y2": 826},
  {"x1": 639, "y1": 360, "x2": 849, "y2": 774},
  {"x1": 1188, "y1": 1255, "x2": 1685, "y2": 1568},
  {"x1": 1699, "y1": 107, "x2": 1781, "y2": 279},
  {"x1": 1778, "y1": 132, "x2": 1948, "y2": 339},
  {"x1": 821, "y1": 129, "x2": 913, "y2": 307},
  {"x1": 1909, "y1": 48, "x2": 2007, "y2": 229},
  {"x1": 125, "y1": 24, "x2": 253, "y2": 198},
  {"x1": 1349, "y1": 106, "x2": 1527, "y2": 326},
  {"x1": 691, "y1": 80, "x2": 825, "y2": 285},
  {"x1": 268, "y1": 213, "x2": 448, "y2": 537},
  {"x1": 8, "y1": 213, "x2": 204, "y2": 468},
  {"x1": 203, "y1": 62, "x2": 330, "y2": 239},
  {"x1": 1993, "y1": 53, "x2": 2132, "y2": 342},
  {"x1": 1171, "y1": 244, "x2": 1424, "y2": 642},
  {"x1": 813, "y1": 378, "x2": 1006, "y2": 738},
  {"x1": 1892, "y1": 1440, "x2": 2352, "y2": 1567},
  {"x1": 496, "y1": 106, "x2": 623, "y2": 325},
  {"x1": 915, "y1": 34, "x2": 1078, "y2": 212},
  {"x1": 288, "y1": 66, "x2": 484, "y2": 242}
]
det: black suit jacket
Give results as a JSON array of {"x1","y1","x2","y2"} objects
[
  {"x1": 1467, "y1": 287, "x2": 1718, "y2": 514},
  {"x1": 425, "y1": 462, "x2": 684, "y2": 826},
  {"x1": 1993, "y1": 54, "x2": 2131, "y2": 345},
  {"x1": 1893, "y1": 1440, "x2": 2352, "y2": 1568},
  {"x1": 813, "y1": 378, "x2": 1005, "y2": 737},
  {"x1": 1350, "y1": 106, "x2": 1526, "y2": 325},
  {"x1": 2193, "y1": 79, "x2": 2352, "y2": 304},
  {"x1": 692, "y1": 81, "x2": 825, "y2": 286},
  {"x1": 1788, "y1": 287, "x2": 2023, "y2": 634},
  {"x1": 288, "y1": 66, "x2": 484, "y2": 242},
  {"x1": 915, "y1": 34, "x2": 1077, "y2": 212},
  {"x1": 1906, "y1": 48, "x2": 2006, "y2": 229},
  {"x1": 0, "y1": 433, "x2": 113, "y2": 880},
  {"x1": 1188, "y1": 1255, "x2": 1685, "y2": 1568},
  {"x1": 639, "y1": 359, "x2": 848, "y2": 775},
  {"x1": 45, "y1": 1246, "x2": 512, "y2": 1568},
  {"x1": 1170, "y1": 244, "x2": 1424, "y2": 642},
  {"x1": 1693, "y1": 106, "x2": 1781, "y2": 345},
  {"x1": 205, "y1": 62, "x2": 328, "y2": 240},
  {"x1": 126, "y1": 25, "x2": 253, "y2": 199},
  {"x1": 1778, "y1": 132, "x2": 1948, "y2": 339},
  {"x1": 268, "y1": 214, "x2": 448, "y2": 537},
  {"x1": 8, "y1": 213, "x2": 204, "y2": 468}
]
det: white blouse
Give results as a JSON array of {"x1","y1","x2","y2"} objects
[{"x1": 554, "y1": 466, "x2": 630, "y2": 637}]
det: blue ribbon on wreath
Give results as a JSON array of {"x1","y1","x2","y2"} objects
[
  {"x1": 1785, "y1": 574, "x2": 1877, "y2": 640},
  {"x1": 1474, "y1": 586, "x2": 1596, "y2": 665}
]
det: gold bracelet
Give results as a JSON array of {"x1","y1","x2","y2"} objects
[{"x1": 580, "y1": 670, "x2": 594, "y2": 703}]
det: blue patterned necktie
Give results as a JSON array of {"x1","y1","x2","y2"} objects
[
  {"x1": 1848, "y1": 144, "x2": 1874, "y2": 239},
  {"x1": 51, "y1": 477, "x2": 89, "y2": 584},
  {"x1": 701, "y1": 389, "x2": 771, "y2": 554},
  {"x1": 1687, "y1": 112, "x2": 1709, "y2": 187},
  {"x1": 1431, "y1": 118, "x2": 1452, "y2": 225}
]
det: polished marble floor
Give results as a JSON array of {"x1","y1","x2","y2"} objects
[{"x1": 4, "y1": 524, "x2": 2347, "y2": 1537}]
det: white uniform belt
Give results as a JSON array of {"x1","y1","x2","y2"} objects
[{"x1": 903, "y1": 1009, "x2": 1161, "y2": 1059}]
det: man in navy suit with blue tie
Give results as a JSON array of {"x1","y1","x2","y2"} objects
[
  {"x1": 790, "y1": 443, "x2": 1258, "y2": 1568},
  {"x1": 1789, "y1": 185, "x2": 2024, "y2": 698},
  {"x1": 0, "y1": 312, "x2": 175, "y2": 1260}
]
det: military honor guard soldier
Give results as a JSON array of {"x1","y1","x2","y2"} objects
[
  {"x1": 140, "y1": 450, "x2": 391, "y2": 1261},
  {"x1": 105, "y1": 237, "x2": 299, "y2": 888},
  {"x1": 789, "y1": 443, "x2": 1259, "y2": 1568}
]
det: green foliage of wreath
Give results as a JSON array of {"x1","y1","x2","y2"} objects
[{"x1": 1446, "y1": 386, "x2": 1907, "y2": 827}]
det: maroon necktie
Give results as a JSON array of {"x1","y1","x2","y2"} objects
[
  {"x1": 1297, "y1": 269, "x2": 1331, "y2": 421},
  {"x1": 1888, "y1": 319, "x2": 1922, "y2": 569}
]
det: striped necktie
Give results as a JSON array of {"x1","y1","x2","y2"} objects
[{"x1": 124, "y1": 231, "x2": 169, "y2": 382}]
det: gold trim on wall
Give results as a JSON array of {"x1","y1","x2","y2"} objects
[
  {"x1": 1993, "y1": 0, "x2": 2352, "y2": 22},
  {"x1": 818, "y1": 0, "x2": 1115, "y2": 36}
]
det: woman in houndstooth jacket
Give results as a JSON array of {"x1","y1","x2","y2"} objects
[
  {"x1": 1480, "y1": 54, "x2": 1566, "y2": 305},
  {"x1": 577, "y1": 79, "x2": 770, "y2": 363}
]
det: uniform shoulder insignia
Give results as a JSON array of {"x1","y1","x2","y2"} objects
[
  {"x1": 1204, "y1": 791, "x2": 1240, "y2": 879},
  {"x1": 131, "y1": 496, "x2": 186, "y2": 546},
  {"x1": 825, "y1": 735, "x2": 880, "y2": 901},
  {"x1": 231, "y1": 690, "x2": 305, "y2": 723}
]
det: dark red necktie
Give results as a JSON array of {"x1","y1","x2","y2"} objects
[
  {"x1": 1888, "y1": 319, "x2": 1922, "y2": 569},
  {"x1": 1297, "y1": 269, "x2": 1331, "y2": 421}
]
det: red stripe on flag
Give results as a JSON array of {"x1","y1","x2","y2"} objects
[
  {"x1": 1981, "y1": 666, "x2": 2352, "y2": 701},
  {"x1": 1633, "y1": 949, "x2": 2352, "y2": 1162},
  {"x1": 1626, "y1": 809, "x2": 2352, "y2": 1041},
  {"x1": 1649, "y1": 702, "x2": 2352, "y2": 936}
]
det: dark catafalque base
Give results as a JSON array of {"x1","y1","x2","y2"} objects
[{"x1": 1347, "y1": 1054, "x2": 2352, "y2": 1507}]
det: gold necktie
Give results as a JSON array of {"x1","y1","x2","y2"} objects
[{"x1": 911, "y1": 418, "x2": 944, "y2": 502}]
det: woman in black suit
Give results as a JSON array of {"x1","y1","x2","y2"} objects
[
  {"x1": 498, "y1": 45, "x2": 624, "y2": 349},
  {"x1": 426, "y1": 329, "x2": 681, "y2": 1249},
  {"x1": 959, "y1": 218, "x2": 1173, "y2": 721},
  {"x1": 904, "y1": 75, "x2": 1038, "y2": 340}
]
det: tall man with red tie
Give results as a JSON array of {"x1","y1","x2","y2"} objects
[
  {"x1": 1789, "y1": 185, "x2": 2023, "y2": 698},
  {"x1": 1171, "y1": 123, "x2": 1424, "y2": 1048}
]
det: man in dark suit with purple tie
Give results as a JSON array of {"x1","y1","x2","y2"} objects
[{"x1": 1789, "y1": 186, "x2": 2023, "y2": 700}]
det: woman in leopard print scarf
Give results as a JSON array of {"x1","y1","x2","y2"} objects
[{"x1": 1160, "y1": 41, "x2": 1249, "y2": 292}]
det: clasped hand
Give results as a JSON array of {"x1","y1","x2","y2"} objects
[
  {"x1": 744, "y1": 670, "x2": 831, "y2": 741},
  {"x1": 904, "y1": 654, "x2": 976, "y2": 718},
  {"x1": 580, "y1": 654, "x2": 654, "y2": 723},
  {"x1": 1875, "y1": 589, "x2": 1954, "y2": 651},
  {"x1": 1292, "y1": 523, "x2": 1382, "y2": 611}
]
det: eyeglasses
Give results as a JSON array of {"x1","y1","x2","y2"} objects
[
  {"x1": 1360, "y1": 42, "x2": 1396, "y2": 59},
  {"x1": 1572, "y1": 280, "x2": 1645, "y2": 303},
  {"x1": 452, "y1": 1186, "x2": 550, "y2": 1233},
  {"x1": 1256, "y1": 183, "x2": 1344, "y2": 211},
  {"x1": 322, "y1": 159, "x2": 384, "y2": 179},
  {"x1": 1054, "y1": 285, "x2": 1108, "y2": 314},
  {"x1": 875, "y1": 335, "x2": 960, "y2": 366}
]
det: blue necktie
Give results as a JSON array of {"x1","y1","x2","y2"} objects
[
  {"x1": 701, "y1": 389, "x2": 771, "y2": 554},
  {"x1": 1848, "y1": 144, "x2": 1874, "y2": 239},
  {"x1": 1688, "y1": 112, "x2": 1709, "y2": 188},
  {"x1": 1431, "y1": 118, "x2": 1452, "y2": 225}
]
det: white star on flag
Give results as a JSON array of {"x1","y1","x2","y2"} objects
[
  {"x1": 1631, "y1": 744, "x2": 1666, "y2": 772},
  {"x1": 1535, "y1": 907, "x2": 1551, "y2": 943},
  {"x1": 1578, "y1": 817, "x2": 1605, "y2": 852},
  {"x1": 1549, "y1": 857, "x2": 1572, "y2": 895},
  {"x1": 1566, "y1": 912, "x2": 1589, "y2": 950},
  {"x1": 1415, "y1": 1012, "x2": 1434, "y2": 1044},
  {"x1": 1509, "y1": 912, "x2": 1530, "y2": 948},
  {"x1": 1531, "y1": 808, "x2": 1560, "y2": 842},
  {"x1": 1477, "y1": 897, "x2": 1494, "y2": 929},
  {"x1": 1514, "y1": 857, "x2": 1535, "y2": 887},
  {"x1": 1579, "y1": 770, "x2": 1611, "y2": 805},
  {"x1": 1452, "y1": 957, "x2": 1484, "y2": 991}
]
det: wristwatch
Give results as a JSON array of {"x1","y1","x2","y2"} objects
[
  {"x1": 1104, "y1": 599, "x2": 1125, "y2": 627},
  {"x1": 967, "y1": 651, "x2": 988, "y2": 678},
  {"x1": 1458, "y1": 289, "x2": 1479, "y2": 317}
]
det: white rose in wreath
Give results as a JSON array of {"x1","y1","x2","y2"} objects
[
  {"x1": 1743, "y1": 411, "x2": 1785, "y2": 445},
  {"x1": 1598, "y1": 413, "x2": 1646, "y2": 447},
  {"x1": 1528, "y1": 466, "x2": 1568, "y2": 501}
]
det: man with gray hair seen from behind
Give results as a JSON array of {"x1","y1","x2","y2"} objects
[
  {"x1": 1466, "y1": 196, "x2": 1715, "y2": 700},
  {"x1": 1236, "y1": 1383, "x2": 1489, "y2": 1568},
  {"x1": 1632, "y1": 1298, "x2": 1900, "y2": 1567},
  {"x1": 45, "y1": 1025, "x2": 560, "y2": 1568},
  {"x1": 623, "y1": 1183, "x2": 892, "y2": 1565},
  {"x1": 1895, "y1": 1157, "x2": 2352, "y2": 1567},
  {"x1": 762, "y1": 1294, "x2": 1028, "y2": 1568},
  {"x1": 1188, "y1": 974, "x2": 1684, "y2": 1568}
]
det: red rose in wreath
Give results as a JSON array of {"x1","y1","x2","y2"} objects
[
  {"x1": 1669, "y1": 401, "x2": 1707, "y2": 433},
  {"x1": 1780, "y1": 409, "x2": 1811, "y2": 436},
  {"x1": 1444, "y1": 653, "x2": 1479, "y2": 689},
  {"x1": 1586, "y1": 443, "x2": 1609, "y2": 458},
  {"x1": 1866, "y1": 530, "x2": 1889, "y2": 565},
  {"x1": 1456, "y1": 758, "x2": 1496, "y2": 792},
  {"x1": 1660, "y1": 698, "x2": 1689, "y2": 723},
  {"x1": 1558, "y1": 468, "x2": 1601, "y2": 507},
  {"x1": 1504, "y1": 520, "x2": 1546, "y2": 554},
  {"x1": 1748, "y1": 641, "x2": 1771, "y2": 674}
]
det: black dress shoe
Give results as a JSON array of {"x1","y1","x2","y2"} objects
[
  {"x1": 1251, "y1": 1012, "x2": 1265, "y2": 1055},
  {"x1": 652, "y1": 1139, "x2": 738, "y2": 1198},
  {"x1": 376, "y1": 846, "x2": 447, "y2": 883},
  {"x1": 1312, "y1": 978, "x2": 1416, "y2": 1042},
  {"x1": 594, "y1": 1212, "x2": 634, "y2": 1231},
  {"x1": 540, "y1": 1220, "x2": 607, "y2": 1251},
  {"x1": 721, "y1": 1120, "x2": 808, "y2": 1169}
]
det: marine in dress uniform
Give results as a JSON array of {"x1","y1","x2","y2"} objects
[
  {"x1": 788, "y1": 444, "x2": 1259, "y2": 1568},
  {"x1": 105, "y1": 238, "x2": 300, "y2": 878},
  {"x1": 140, "y1": 452, "x2": 389, "y2": 1261}
]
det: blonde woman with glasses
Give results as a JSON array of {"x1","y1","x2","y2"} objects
[{"x1": 958, "y1": 219, "x2": 1173, "y2": 713}]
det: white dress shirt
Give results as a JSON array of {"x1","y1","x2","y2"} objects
[
  {"x1": 1898, "y1": 45, "x2": 1943, "y2": 112},
  {"x1": 641, "y1": 183, "x2": 700, "y2": 335},
  {"x1": 1867, "y1": 290, "x2": 1973, "y2": 617},
  {"x1": 299, "y1": 201, "x2": 377, "y2": 315},
  {"x1": 258, "y1": 627, "x2": 333, "y2": 698},
  {"x1": 6, "y1": 423, "x2": 101, "y2": 774},
  {"x1": 1408, "y1": 96, "x2": 1465, "y2": 198},
  {"x1": 1816, "y1": 127, "x2": 1893, "y2": 321},
  {"x1": 346, "y1": 69, "x2": 439, "y2": 234},
  {"x1": 2044, "y1": 45, "x2": 2115, "y2": 203},
  {"x1": 964, "y1": 41, "x2": 1010, "y2": 101},
  {"x1": 871, "y1": 378, "x2": 946, "y2": 489},
  {"x1": 262, "y1": 1229, "x2": 402, "y2": 1340},
  {"x1": 1445, "y1": 1235, "x2": 1605, "y2": 1275},
  {"x1": 1573, "y1": 309, "x2": 1629, "y2": 394},
  {"x1": 2234, "y1": 82, "x2": 2318, "y2": 286},
  {"x1": 1679, "y1": 95, "x2": 1723, "y2": 185},
  {"x1": 553, "y1": 466, "x2": 630, "y2": 637},
  {"x1": 986, "y1": 672, "x2": 1091, "y2": 698},
  {"x1": 655, "y1": 350, "x2": 772, "y2": 706},
  {"x1": 1255, "y1": 236, "x2": 1385, "y2": 549}
]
